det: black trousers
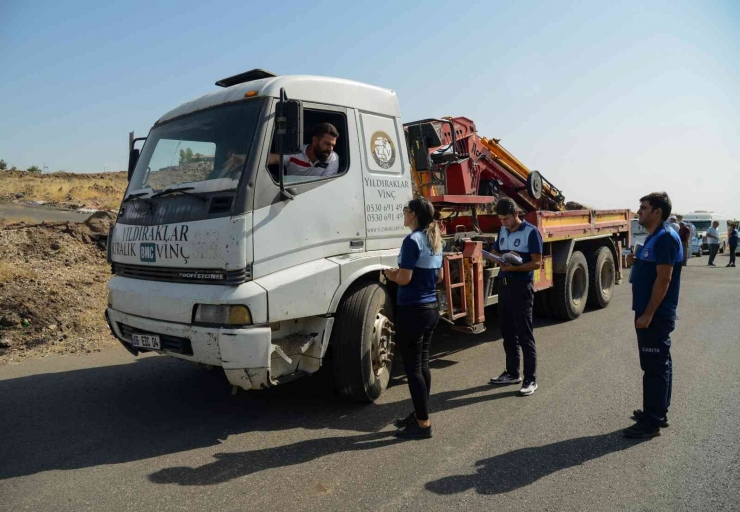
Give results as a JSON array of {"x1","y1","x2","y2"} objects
[
  {"x1": 396, "y1": 304, "x2": 439, "y2": 421},
  {"x1": 708, "y1": 244, "x2": 719, "y2": 264},
  {"x1": 730, "y1": 245, "x2": 737, "y2": 265},
  {"x1": 635, "y1": 315, "x2": 674, "y2": 426},
  {"x1": 499, "y1": 279, "x2": 537, "y2": 382}
]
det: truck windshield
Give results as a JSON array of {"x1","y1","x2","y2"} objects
[
  {"x1": 127, "y1": 100, "x2": 263, "y2": 196},
  {"x1": 690, "y1": 221, "x2": 711, "y2": 231}
]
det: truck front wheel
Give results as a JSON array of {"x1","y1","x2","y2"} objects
[
  {"x1": 550, "y1": 251, "x2": 589, "y2": 320},
  {"x1": 331, "y1": 282, "x2": 395, "y2": 403},
  {"x1": 586, "y1": 246, "x2": 615, "y2": 309}
]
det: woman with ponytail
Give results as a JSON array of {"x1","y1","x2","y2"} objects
[{"x1": 383, "y1": 197, "x2": 444, "y2": 439}]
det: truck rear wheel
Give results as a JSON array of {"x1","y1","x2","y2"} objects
[
  {"x1": 331, "y1": 282, "x2": 395, "y2": 403},
  {"x1": 586, "y1": 246, "x2": 615, "y2": 309},
  {"x1": 550, "y1": 251, "x2": 589, "y2": 320}
]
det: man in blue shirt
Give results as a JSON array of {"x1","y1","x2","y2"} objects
[
  {"x1": 485, "y1": 198, "x2": 543, "y2": 396},
  {"x1": 624, "y1": 192, "x2": 683, "y2": 439}
]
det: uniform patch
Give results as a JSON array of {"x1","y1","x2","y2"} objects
[{"x1": 514, "y1": 239, "x2": 521, "y2": 247}]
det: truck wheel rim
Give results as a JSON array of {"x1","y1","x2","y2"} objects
[
  {"x1": 371, "y1": 312, "x2": 394, "y2": 377},
  {"x1": 601, "y1": 260, "x2": 614, "y2": 295}
]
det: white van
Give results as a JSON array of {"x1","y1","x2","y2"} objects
[
  {"x1": 683, "y1": 211, "x2": 728, "y2": 254},
  {"x1": 630, "y1": 218, "x2": 648, "y2": 250}
]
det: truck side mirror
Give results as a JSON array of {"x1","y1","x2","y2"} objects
[
  {"x1": 280, "y1": 99, "x2": 302, "y2": 154},
  {"x1": 128, "y1": 148, "x2": 140, "y2": 181},
  {"x1": 275, "y1": 89, "x2": 301, "y2": 201}
]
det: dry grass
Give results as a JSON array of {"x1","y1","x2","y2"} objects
[
  {"x1": 0, "y1": 261, "x2": 37, "y2": 284},
  {"x1": 0, "y1": 170, "x2": 128, "y2": 210}
]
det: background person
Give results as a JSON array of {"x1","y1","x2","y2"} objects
[
  {"x1": 384, "y1": 197, "x2": 444, "y2": 440},
  {"x1": 728, "y1": 224, "x2": 738, "y2": 268},
  {"x1": 625, "y1": 192, "x2": 682, "y2": 439},
  {"x1": 706, "y1": 221, "x2": 720, "y2": 266},
  {"x1": 679, "y1": 222, "x2": 691, "y2": 266},
  {"x1": 668, "y1": 215, "x2": 680, "y2": 235}
]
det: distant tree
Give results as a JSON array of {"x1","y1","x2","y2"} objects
[
  {"x1": 0, "y1": 159, "x2": 7, "y2": 170},
  {"x1": 179, "y1": 148, "x2": 194, "y2": 165},
  {"x1": 27, "y1": 165, "x2": 42, "y2": 174}
]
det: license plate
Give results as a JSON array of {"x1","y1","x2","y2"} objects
[{"x1": 131, "y1": 333, "x2": 161, "y2": 350}]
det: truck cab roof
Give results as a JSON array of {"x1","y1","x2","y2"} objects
[{"x1": 156, "y1": 74, "x2": 401, "y2": 125}]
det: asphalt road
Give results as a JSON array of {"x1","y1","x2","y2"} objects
[
  {"x1": 0, "y1": 203, "x2": 88, "y2": 223},
  {"x1": 1, "y1": 254, "x2": 739, "y2": 512}
]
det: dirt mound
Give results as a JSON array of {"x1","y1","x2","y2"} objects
[{"x1": 0, "y1": 214, "x2": 118, "y2": 364}]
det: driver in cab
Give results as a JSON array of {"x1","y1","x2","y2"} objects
[{"x1": 268, "y1": 122, "x2": 340, "y2": 177}]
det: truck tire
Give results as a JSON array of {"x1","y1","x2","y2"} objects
[
  {"x1": 331, "y1": 282, "x2": 395, "y2": 403},
  {"x1": 533, "y1": 288, "x2": 552, "y2": 318},
  {"x1": 549, "y1": 251, "x2": 589, "y2": 320},
  {"x1": 586, "y1": 246, "x2": 615, "y2": 309}
]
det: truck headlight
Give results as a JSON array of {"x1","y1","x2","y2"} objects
[{"x1": 194, "y1": 304, "x2": 252, "y2": 326}]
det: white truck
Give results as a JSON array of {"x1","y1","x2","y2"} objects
[
  {"x1": 683, "y1": 211, "x2": 728, "y2": 254},
  {"x1": 106, "y1": 70, "x2": 629, "y2": 402}
]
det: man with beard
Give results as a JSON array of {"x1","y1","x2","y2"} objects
[
  {"x1": 269, "y1": 123, "x2": 340, "y2": 177},
  {"x1": 624, "y1": 192, "x2": 682, "y2": 439}
]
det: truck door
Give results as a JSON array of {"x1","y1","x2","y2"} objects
[
  {"x1": 251, "y1": 102, "x2": 365, "y2": 277},
  {"x1": 357, "y1": 111, "x2": 412, "y2": 251}
]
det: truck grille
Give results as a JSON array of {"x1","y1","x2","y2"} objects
[
  {"x1": 112, "y1": 263, "x2": 251, "y2": 285},
  {"x1": 117, "y1": 323, "x2": 194, "y2": 356}
]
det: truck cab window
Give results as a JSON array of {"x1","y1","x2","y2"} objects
[{"x1": 267, "y1": 109, "x2": 349, "y2": 185}]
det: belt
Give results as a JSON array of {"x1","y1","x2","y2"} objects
[{"x1": 497, "y1": 277, "x2": 530, "y2": 286}]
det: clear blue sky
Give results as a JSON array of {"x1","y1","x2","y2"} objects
[{"x1": 1, "y1": 0, "x2": 738, "y2": 216}]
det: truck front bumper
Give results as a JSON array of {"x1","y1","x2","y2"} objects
[
  {"x1": 105, "y1": 308, "x2": 333, "y2": 391},
  {"x1": 106, "y1": 308, "x2": 273, "y2": 390}
]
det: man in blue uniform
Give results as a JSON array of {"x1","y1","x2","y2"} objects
[
  {"x1": 486, "y1": 198, "x2": 543, "y2": 396},
  {"x1": 625, "y1": 192, "x2": 682, "y2": 439}
]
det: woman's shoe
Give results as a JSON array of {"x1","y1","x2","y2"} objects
[
  {"x1": 394, "y1": 412, "x2": 416, "y2": 429},
  {"x1": 395, "y1": 422, "x2": 432, "y2": 440}
]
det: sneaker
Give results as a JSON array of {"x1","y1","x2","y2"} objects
[
  {"x1": 395, "y1": 422, "x2": 432, "y2": 440},
  {"x1": 623, "y1": 421, "x2": 661, "y2": 439},
  {"x1": 631, "y1": 409, "x2": 669, "y2": 428},
  {"x1": 519, "y1": 380, "x2": 538, "y2": 396},
  {"x1": 709, "y1": 263, "x2": 716, "y2": 266},
  {"x1": 489, "y1": 371, "x2": 522, "y2": 386},
  {"x1": 394, "y1": 411, "x2": 416, "y2": 429}
]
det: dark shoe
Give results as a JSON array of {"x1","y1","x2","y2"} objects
[
  {"x1": 708, "y1": 263, "x2": 716, "y2": 266},
  {"x1": 394, "y1": 411, "x2": 416, "y2": 429},
  {"x1": 395, "y1": 422, "x2": 432, "y2": 440},
  {"x1": 631, "y1": 409, "x2": 669, "y2": 428},
  {"x1": 490, "y1": 371, "x2": 522, "y2": 385},
  {"x1": 623, "y1": 421, "x2": 661, "y2": 439}
]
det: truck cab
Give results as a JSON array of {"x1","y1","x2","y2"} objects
[{"x1": 107, "y1": 71, "x2": 412, "y2": 401}]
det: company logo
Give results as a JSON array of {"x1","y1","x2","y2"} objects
[
  {"x1": 140, "y1": 243, "x2": 156, "y2": 262},
  {"x1": 370, "y1": 131, "x2": 396, "y2": 169}
]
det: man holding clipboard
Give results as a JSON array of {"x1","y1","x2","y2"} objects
[{"x1": 483, "y1": 198, "x2": 544, "y2": 396}]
